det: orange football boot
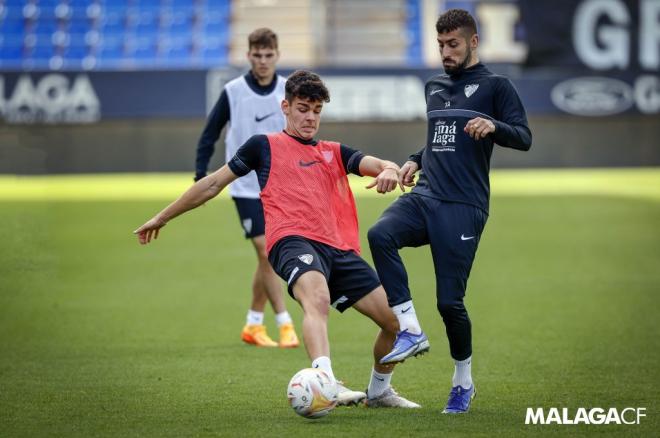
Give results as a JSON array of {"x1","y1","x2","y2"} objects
[
  {"x1": 241, "y1": 324, "x2": 277, "y2": 347},
  {"x1": 278, "y1": 322, "x2": 300, "y2": 348}
]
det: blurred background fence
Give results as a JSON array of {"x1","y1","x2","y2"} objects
[{"x1": 1, "y1": 0, "x2": 658, "y2": 173}]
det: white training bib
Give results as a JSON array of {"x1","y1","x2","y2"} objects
[{"x1": 224, "y1": 75, "x2": 286, "y2": 199}]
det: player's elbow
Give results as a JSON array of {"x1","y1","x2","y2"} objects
[
  {"x1": 521, "y1": 129, "x2": 532, "y2": 151},
  {"x1": 513, "y1": 127, "x2": 532, "y2": 151}
]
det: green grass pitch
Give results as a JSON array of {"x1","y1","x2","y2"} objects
[{"x1": 0, "y1": 169, "x2": 658, "y2": 437}]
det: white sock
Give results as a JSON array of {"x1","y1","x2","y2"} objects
[
  {"x1": 275, "y1": 311, "x2": 292, "y2": 327},
  {"x1": 367, "y1": 368, "x2": 392, "y2": 398},
  {"x1": 246, "y1": 310, "x2": 264, "y2": 326},
  {"x1": 391, "y1": 300, "x2": 422, "y2": 334},
  {"x1": 311, "y1": 356, "x2": 335, "y2": 382},
  {"x1": 452, "y1": 356, "x2": 473, "y2": 389}
]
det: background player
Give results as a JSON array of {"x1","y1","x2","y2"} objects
[
  {"x1": 135, "y1": 70, "x2": 420, "y2": 408},
  {"x1": 368, "y1": 9, "x2": 532, "y2": 413},
  {"x1": 194, "y1": 28, "x2": 298, "y2": 348}
]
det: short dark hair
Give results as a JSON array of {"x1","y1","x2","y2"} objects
[
  {"x1": 248, "y1": 28, "x2": 278, "y2": 50},
  {"x1": 285, "y1": 70, "x2": 330, "y2": 103},
  {"x1": 436, "y1": 9, "x2": 477, "y2": 36}
]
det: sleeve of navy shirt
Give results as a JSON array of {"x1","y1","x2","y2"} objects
[
  {"x1": 227, "y1": 134, "x2": 269, "y2": 177},
  {"x1": 195, "y1": 90, "x2": 230, "y2": 180},
  {"x1": 491, "y1": 78, "x2": 532, "y2": 151},
  {"x1": 340, "y1": 144, "x2": 365, "y2": 176},
  {"x1": 408, "y1": 147, "x2": 425, "y2": 169}
]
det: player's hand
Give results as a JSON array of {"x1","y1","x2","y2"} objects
[
  {"x1": 133, "y1": 217, "x2": 167, "y2": 245},
  {"x1": 464, "y1": 117, "x2": 495, "y2": 140},
  {"x1": 366, "y1": 167, "x2": 399, "y2": 194},
  {"x1": 398, "y1": 160, "x2": 419, "y2": 190}
]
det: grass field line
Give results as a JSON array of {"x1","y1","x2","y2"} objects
[{"x1": 0, "y1": 168, "x2": 659, "y2": 201}]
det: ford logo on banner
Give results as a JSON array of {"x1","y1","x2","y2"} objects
[{"x1": 551, "y1": 77, "x2": 634, "y2": 116}]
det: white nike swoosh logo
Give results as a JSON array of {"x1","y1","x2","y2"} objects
[
  {"x1": 460, "y1": 234, "x2": 475, "y2": 241},
  {"x1": 430, "y1": 89, "x2": 444, "y2": 95}
]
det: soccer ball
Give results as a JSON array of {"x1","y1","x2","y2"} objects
[{"x1": 287, "y1": 368, "x2": 338, "y2": 419}]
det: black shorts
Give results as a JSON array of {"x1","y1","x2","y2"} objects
[
  {"x1": 268, "y1": 236, "x2": 381, "y2": 312},
  {"x1": 232, "y1": 197, "x2": 265, "y2": 239}
]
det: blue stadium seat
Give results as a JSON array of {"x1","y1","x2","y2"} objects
[
  {"x1": 171, "y1": 0, "x2": 195, "y2": 6},
  {"x1": 99, "y1": 41, "x2": 125, "y2": 62},
  {"x1": 69, "y1": 0, "x2": 93, "y2": 6},
  {"x1": 64, "y1": 44, "x2": 88, "y2": 60},
  {"x1": 101, "y1": 15, "x2": 126, "y2": 34},
  {"x1": 68, "y1": 4, "x2": 88, "y2": 21},
  {"x1": 54, "y1": 3, "x2": 73, "y2": 21},
  {"x1": 0, "y1": 32, "x2": 23, "y2": 48},
  {"x1": 201, "y1": 37, "x2": 227, "y2": 63},
  {"x1": 67, "y1": 31, "x2": 88, "y2": 49},
  {"x1": 0, "y1": 17, "x2": 25, "y2": 33},
  {"x1": 445, "y1": 1, "x2": 476, "y2": 17},
  {"x1": 162, "y1": 8, "x2": 193, "y2": 33},
  {"x1": 102, "y1": 5, "x2": 127, "y2": 26},
  {"x1": 405, "y1": 0, "x2": 422, "y2": 65},
  {"x1": 68, "y1": 19, "x2": 90, "y2": 33},
  {"x1": 0, "y1": 0, "x2": 230, "y2": 70},
  {"x1": 135, "y1": 0, "x2": 164, "y2": 7},
  {"x1": 29, "y1": 43, "x2": 56, "y2": 60},
  {"x1": 2, "y1": 4, "x2": 25, "y2": 20},
  {"x1": 135, "y1": 6, "x2": 159, "y2": 27},
  {"x1": 133, "y1": 37, "x2": 157, "y2": 63},
  {"x1": 135, "y1": 21, "x2": 159, "y2": 39},
  {"x1": 30, "y1": 19, "x2": 58, "y2": 34},
  {"x1": 0, "y1": 44, "x2": 23, "y2": 64}
]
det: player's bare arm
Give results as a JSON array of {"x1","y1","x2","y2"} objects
[
  {"x1": 464, "y1": 117, "x2": 496, "y2": 140},
  {"x1": 360, "y1": 156, "x2": 401, "y2": 194},
  {"x1": 134, "y1": 165, "x2": 239, "y2": 244}
]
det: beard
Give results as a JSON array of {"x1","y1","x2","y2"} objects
[{"x1": 443, "y1": 46, "x2": 472, "y2": 74}]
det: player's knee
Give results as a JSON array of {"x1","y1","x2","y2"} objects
[
  {"x1": 383, "y1": 313, "x2": 399, "y2": 335},
  {"x1": 304, "y1": 290, "x2": 331, "y2": 317},
  {"x1": 436, "y1": 278, "x2": 467, "y2": 316},
  {"x1": 256, "y1": 252, "x2": 271, "y2": 270},
  {"x1": 436, "y1": 299, "x2": 464, "y2": 317},
  {"x1": 255, "y1": 246, "x2": 269, "y2": 263},
  {"x1": 367, "y1": 222, "x2": 393, "y2": 249}
]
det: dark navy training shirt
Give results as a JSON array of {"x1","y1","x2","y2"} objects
[
  {"x1": 409, "y1": 62, "x2": 532, "y2": 213},
  {"x1": 227, "y1": 131, "x2": 365, "y2": 188}
]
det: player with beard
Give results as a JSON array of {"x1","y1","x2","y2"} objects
[{"x1": 368, "y1": 9, "x2": 532, "y2": 413}]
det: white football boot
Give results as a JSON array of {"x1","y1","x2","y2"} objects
[
  {"x1": 335, "y1": 381, "x2": 367, "y2": 406},
  {"x1": 365, "y1": 386, "x2": 421, "y2": 408}
]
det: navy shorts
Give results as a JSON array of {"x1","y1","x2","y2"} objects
[
  {"x1": 268, "y1": 236, "x2": 381, "y2": 312},
  {"x1": 376, "y1": 193, "x2": 488, "y2": 281},
  {"x1": 232, "y1": 197, "x2": 265, "y2": 239}
]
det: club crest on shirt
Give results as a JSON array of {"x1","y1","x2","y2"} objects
[
  {"x1": 298, "y1": 254, "x2": 314, "y2": 265},
  {"x1": 464, "y1": 84, "x2": 479, "y2": 98},
  {"x1": 322, "y1": 151, "x2": 333, "y2": 163}
]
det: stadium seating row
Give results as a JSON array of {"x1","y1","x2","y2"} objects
[
  {"x1": 0, "y1": 0, "x2": 231, "y2": 69},
  {"x1": 0, "y1": 0, "x2": 424, "y2": 70}
]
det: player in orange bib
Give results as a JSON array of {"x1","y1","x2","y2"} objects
[{"x1": 134, "y1": 70, "x2": 420, "y2": 408}]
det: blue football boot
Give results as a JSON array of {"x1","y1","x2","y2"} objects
[
  {"x1": 442, "y1": 385, "x2": 476, "y2": 414},
  {"x1": 379, "y1": 329, "x2": 430, "y2": 364}
]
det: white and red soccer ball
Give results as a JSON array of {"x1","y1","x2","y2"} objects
[{"x1": 287, "y1": 368, "x2": 338, "y2": 419}]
